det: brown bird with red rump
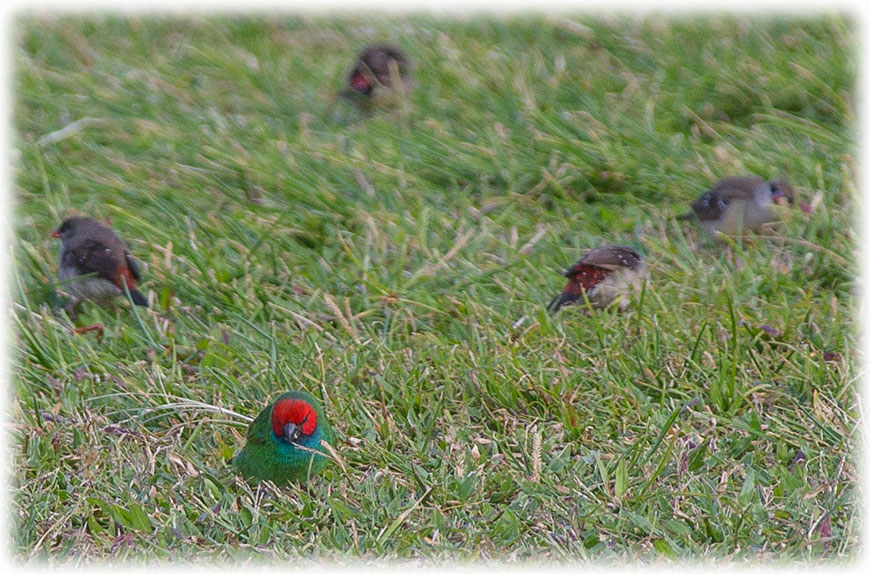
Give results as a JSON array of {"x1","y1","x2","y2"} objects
[
  {"x1": 548, "y1": 245, "x2": 647, "y2": 313},
  {"x1": 342, "y1": 44, "x2": 413, "y2": 101},
  {"x1": 52, "y1": 216, "x2": 148, "y2": 310}
]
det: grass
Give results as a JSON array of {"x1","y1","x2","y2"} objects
[{"x1": 9, "y1": 11, "x2": 860, "y2": 564}]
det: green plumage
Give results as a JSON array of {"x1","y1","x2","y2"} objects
[{"x1": 232, "y1": 391, "x2": 334, "y2": 485}]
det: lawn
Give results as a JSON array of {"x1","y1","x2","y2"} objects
[{"x1": 9, "y1": 11, "x2": 860, "y2": 564}]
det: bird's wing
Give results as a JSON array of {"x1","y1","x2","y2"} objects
[
  {"x1": 244, "y1": 403, "x2": 273, "y2": 443},
  {"x1": 576, "y1": 246, "x2": 642, "y2": 272},
  {"x1": 690, "y1": 190, "x2": 727, "y2": 221},
  {"x1": 64, "y1": 239, "x2": 135, "y2": 290},
  {"x1": 692, "y1": 177, "x2": 764, "y2": 221},
  {"x1": 63, "y1": 240, "x2": 120, "y2": 279}
]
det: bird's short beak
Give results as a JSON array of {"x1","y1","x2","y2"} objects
[
  {"x1": 50, "y1": 229, "x2": 61, "y2": 238},
  {"x1": 283, "y1": 422, "x2": 299, "y2": 441}
]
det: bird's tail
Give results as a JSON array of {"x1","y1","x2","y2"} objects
[
  {"x1": 547, "y1": 291, "x2": 574, "y2": 314},
  {"x1": 129, "y1": 288, "x2": 149, "y2": 307}
]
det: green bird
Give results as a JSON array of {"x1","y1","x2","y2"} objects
[{"x1": 232, "y1": 391, "x2": 335, "y2": 485}]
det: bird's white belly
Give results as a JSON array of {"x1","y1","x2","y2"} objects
[
  {"x1": 59, "y1": 264, "x2": 120, "y2": 305},
  {"x1": 701, "y1": 198, "x2": 778, "y2": 236},
  {"x1": 588, "y1": 265, "x2": 645, "y2": 310}
]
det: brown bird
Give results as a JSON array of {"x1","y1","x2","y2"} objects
[
  {"x1": 681, "y1": 176, "x2": 795, "y2": 237},
  {"x1": 344, "y1": 44, "x2": 413, "y2": 99},
  {"x1": 52, "y1": 216, "x2": 148, "y2": 310},
  {"x1": 548, "y1": 245, "x2": 647, "y2": 313}
]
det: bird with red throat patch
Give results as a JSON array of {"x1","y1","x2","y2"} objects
[{"x1": 548, "y1": 245, "x2": 647, "y2": 313}]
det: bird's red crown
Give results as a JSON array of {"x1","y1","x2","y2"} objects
[{"x1": 271, "y1": 398, "x2": 317, "y2": 437}]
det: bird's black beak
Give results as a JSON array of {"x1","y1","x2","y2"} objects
[
  {"x1": 282, "y1": 422, "x2": 299, "y2": 442},
  {"x1": 561, "y1": 269, "x2": 571, "y2": 278}
]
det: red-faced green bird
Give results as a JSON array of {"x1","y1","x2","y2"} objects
[{"x1": 232, "y1": 391, "x2": 335, "y2": 485}]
